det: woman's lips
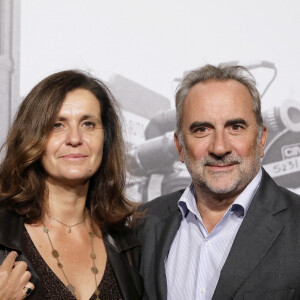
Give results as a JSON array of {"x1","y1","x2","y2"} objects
[{"x1": 60, "y1": 153, "x2": 88, "y2": 161}]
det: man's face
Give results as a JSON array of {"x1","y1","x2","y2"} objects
[{"x1": 174, "y1": 79, "x2": 267, "y2": 199}]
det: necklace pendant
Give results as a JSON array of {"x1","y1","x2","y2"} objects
[
  {"x1": 52, "y1": 250, "x2": 59, "y2": 258},
  {"x1": 91, "y1": 266, "x2": 99, "y2": 274},
  {"x1": 67, "y1": 227, "x2": 71, "y2": 233}
]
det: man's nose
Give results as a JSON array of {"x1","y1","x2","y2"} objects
[
  {"x1": 208, "y1": 131, "x2": 232, "y2": 158},
  {"x1": 66, "y1": 127, "x2": 83, "y2": 146}
]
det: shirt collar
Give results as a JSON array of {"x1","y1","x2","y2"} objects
[{"x1": 178, "y1": 168, "x2": 262, "y2": 219}]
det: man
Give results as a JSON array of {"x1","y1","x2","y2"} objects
[{"x1": 136, "y1": 64, "x2": 300, "y2": 300}]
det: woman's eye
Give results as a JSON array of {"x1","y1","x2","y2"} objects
[
  {"x1": 53, "y1": 122, "x2": 63, "y2": 129},
  {"x1": 83, "y1": 121, "x2": 95, "y2": 128}
]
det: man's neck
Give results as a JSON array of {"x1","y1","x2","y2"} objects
[{"x1": 194, "y1": 188, "x2": 239, "y2": 233}]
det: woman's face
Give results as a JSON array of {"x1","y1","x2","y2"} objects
[{"x1": 41, "y1": 88, "x2": 105, "y2": 186}]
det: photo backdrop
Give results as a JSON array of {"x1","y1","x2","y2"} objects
[{"x1": 1, "y1": 0, "x2": 300, "y2": 201}]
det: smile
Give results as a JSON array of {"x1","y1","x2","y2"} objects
[
  {"x1": 60, "y1": 154, "x2": 88, "y2": 161},
  {"x1": 206, "y1": 164, "x2": 237, "y2": 172}
]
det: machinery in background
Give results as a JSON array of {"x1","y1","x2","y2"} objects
[
  {"x1": 262, "y1": 99, "x2": 300, "y2": 189},
  {"x1": 108, "y1": 74, "x2": 171, "y2": 202}
]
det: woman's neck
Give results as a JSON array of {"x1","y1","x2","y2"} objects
[{"x1": 45, "y1": 179, "x2": 89, "y2": 224}]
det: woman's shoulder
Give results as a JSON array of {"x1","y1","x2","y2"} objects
[
  {"x1": 0, "y1": 208, "x2": 24, "y2": 251},
  {"x1": 0, "y1": 207, "x2": 23, "y2": 225}
]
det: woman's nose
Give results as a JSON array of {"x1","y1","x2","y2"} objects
[{"x1": 65, "y1": 127, "x2": 83, "y2": 146}]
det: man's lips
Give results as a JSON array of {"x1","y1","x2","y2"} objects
[
  {"x1": 60, "y1": 153, "x2": 88, "y2": 160},
  {"x1": 205, "y1": 163, "x2": 237, "y2": 171}
]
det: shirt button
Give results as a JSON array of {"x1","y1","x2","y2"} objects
[
  {"x1": 205, "y1": 241, "x2": 211, "y2": 248},
  {"x1": 200, "y1": 288, "x2": 206, "y2": 293}
]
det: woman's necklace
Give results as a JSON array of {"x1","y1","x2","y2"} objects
[
  {"x1": 42, "y1": 222, "x2": 100, "y2": 300},
  {"x1": 47, "y1": 213, "x2": 85, "y2": 233}
]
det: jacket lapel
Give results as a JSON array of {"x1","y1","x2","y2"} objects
[
  {"x1": 0, "y1": 209, "x2": 44, "y2": 299},
  {"x1": 104, "y1": 230, "x2": 143, "y2": 300},
  {"x1": 155, "y1": 206, "x2": 182, "y2": 300},
  {"x1": 213, "y1": 170, "x2": 288, "y2": 300}
]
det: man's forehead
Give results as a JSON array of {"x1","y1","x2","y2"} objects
[
  {"x1": 182, "y1": 79, "x2": 255, "y2": 124},
  {"x1": 187, "y1": 79, "x2": 250, "y2": 98}
]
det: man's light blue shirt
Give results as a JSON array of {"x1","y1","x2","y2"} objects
[{"x1": 165, "y1": 169, "x2": 262, "y2": 300}]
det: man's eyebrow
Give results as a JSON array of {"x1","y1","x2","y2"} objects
[
  {"x1": 188, "y1": 119, "x2": 248, "y2": 131},
  {"x1": 225, "y1": 118, "x2": 248, "y2": 127},
  {"x1": 189, "y1": 121, "x2": 213, "y2": 131}
]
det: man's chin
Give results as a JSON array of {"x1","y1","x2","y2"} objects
[
  {"x1": 199, "y1": 177, "x2": 241, "y2": 195},
  {"x1": 205, "y1": 185, "x2": 238, "y2": 195}
]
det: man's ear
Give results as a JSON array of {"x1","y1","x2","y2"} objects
[
  {"x1": 260, "y1": 125, "x2": 268, "y2": 158},
  {"x1": 174, "y1": 132, "x2": 185, "y2": 163}
]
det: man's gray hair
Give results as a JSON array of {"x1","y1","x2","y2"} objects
[{"x1": 175, "y1": 64, "x2": 263, "y2": 142}]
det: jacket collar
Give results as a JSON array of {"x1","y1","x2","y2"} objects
[
  {"x1": 103, "y1": 227, "x2": 143, "y2": 300},
  {"x1": 155, "y1": 208, "x2": 182, "y2": 300},
  {"x1": 147, "y1": 190, "x2": 184, "y2": 300},
  {"x1": 104, "y1": 226, "x2": 141, "y2": 253}
]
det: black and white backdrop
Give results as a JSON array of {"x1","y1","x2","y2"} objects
[{"x1": 1, "y1": 0, "x2": 300, "y2": 202}]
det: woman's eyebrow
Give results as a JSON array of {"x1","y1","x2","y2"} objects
[
  {"x1": 80, "y1": 114, "x2": 101, "y2": 121},
  {"x1": 55, "y1": 114, "x2": 101, "y2": 121}
]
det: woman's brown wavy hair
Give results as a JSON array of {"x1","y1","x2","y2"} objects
[{"x1": 0, "y1": 70, "x2": 136, "y2": 230}]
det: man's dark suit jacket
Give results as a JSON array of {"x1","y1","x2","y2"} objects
[{"x1": 135, "y1": 169, "x2": 300, "y2": 300}]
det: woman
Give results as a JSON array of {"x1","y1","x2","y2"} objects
[{"x1": 0, "y1": 70, "x2": 142, "y2": 300}]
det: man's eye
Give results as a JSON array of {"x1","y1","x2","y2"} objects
[
  {"x1": 194, "y1": 127, "x2": 207, "y2": 132},
  {"x1": 231, "y1": 124, "x2": 243, "y2": 130},
  {"x1": 191, "y1": 126, "x2": 209, "y2": 137}
]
